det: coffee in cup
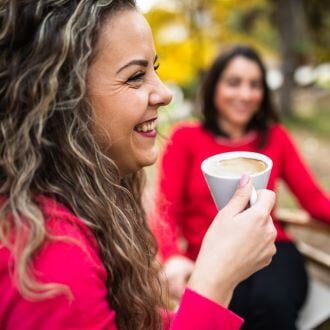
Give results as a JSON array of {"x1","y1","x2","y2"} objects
[{"x1": 208, "y1": 157, "x2": 267, "y2": 177}]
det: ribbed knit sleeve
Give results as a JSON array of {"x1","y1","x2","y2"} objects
[{"x1": 171, "y1": 288, "x2": 244, "y2": 330}]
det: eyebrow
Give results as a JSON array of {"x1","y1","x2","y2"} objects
[{"x1": 116, "y1": 55, "x2": 158, "y2": 74}]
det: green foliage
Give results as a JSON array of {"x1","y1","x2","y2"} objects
[
  {"x1": 145, "y1": 0, "x2": 329, "y2": 93},
  {"x1": 146, "y1": 0, "x2": 277, "y2": 89}
]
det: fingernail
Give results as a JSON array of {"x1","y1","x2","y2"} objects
[{"x1": 239, "y1": 174, "x2": 250, "y2": 187}]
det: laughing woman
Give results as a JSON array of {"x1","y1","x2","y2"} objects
[{"x1": 0, "y1": 1, "x2": 276, "y2": 329}]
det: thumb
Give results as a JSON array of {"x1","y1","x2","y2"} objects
[{"x1": 219, "y1": 174, "x2": 252, "y2": 218}]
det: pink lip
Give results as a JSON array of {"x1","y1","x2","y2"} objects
[
  {"x1": 135, "y1": 129, "x2": 157, "y2": 138},
  {"x1": 233, "y1": 106, "x2": 250, "y2": 112}
]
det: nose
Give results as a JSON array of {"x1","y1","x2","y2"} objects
[
  {"x1": 239, "y1": 85, "x2": 253, "y2": 101},
  {"x1": 149, "y1": 75, "x2": 173, "y2": 107}
]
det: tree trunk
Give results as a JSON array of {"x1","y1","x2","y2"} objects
[{"x1": 272, "y1": 0, "x2": 309, "y2": 117}]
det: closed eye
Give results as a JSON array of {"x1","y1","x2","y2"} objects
[
  {"x1": 127, "y1": 72, "x2": 145, "y2": 82},
  {"x1": 127, "y1": 61, "x2": 160, "y2": 84}
]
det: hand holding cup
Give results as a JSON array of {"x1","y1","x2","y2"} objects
[{"x1": 188, "y1": 176, "x2": 277, "y2": 307}]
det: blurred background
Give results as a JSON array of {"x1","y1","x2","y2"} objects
[
  {"x1": 137, "y1": 1, "x2": 330, "y2": 328},
  {"x1": 136, "y1": 0, "x2": 330, "y2": 208}
]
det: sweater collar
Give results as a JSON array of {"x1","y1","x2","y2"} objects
[{"x1": 214, "y1": 131, "x2": 258, "y2": 147}]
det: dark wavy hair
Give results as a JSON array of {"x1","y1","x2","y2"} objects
[
  {"x1": 0, "y1": 1, "x2": 164, "y2": 329},
  {"x1": 200, "y1": 45, "x2": 280, "y2": 148}
]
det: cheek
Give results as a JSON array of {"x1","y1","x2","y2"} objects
[
  {"x1": 214, "y1": 85, "x2": 232, "y2": 111},
  {"x1": 91, "y1": 100, "x2": 128, "y2": 152},
  {"x1": 252, "y1": 90, "x2": 264, "y2": 108}
]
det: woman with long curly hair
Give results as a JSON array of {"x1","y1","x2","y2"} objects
[{"x1": 0, "y1": 1, "x2": 277, "y2": 329}]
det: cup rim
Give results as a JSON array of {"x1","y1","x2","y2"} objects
[{"x1": 201, "y1": 151, "x2": 273, "y2": 179}]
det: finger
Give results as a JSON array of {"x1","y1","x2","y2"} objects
[
  {"x1": 267, "y1": 217, "x2": 277, "y2": 242},
  {"x1": 249, "y1": 186, "x2": 258, "y2": 205},
  {"x1": 253, "y1": 189, "x2": 276, "y2": 216},
  {"x1": 219, "y1": 174, "x2": 252, "y2": 218},
  {"x1": 236, "y1": 189, "x2": 275, "y2": 224}
]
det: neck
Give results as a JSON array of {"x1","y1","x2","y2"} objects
[{"x1": 218, "y1": 119, "x2": 246, "y2": 139}]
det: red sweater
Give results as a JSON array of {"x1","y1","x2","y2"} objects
[
  {"x1": 0, "y1": 196, "x2": 243, "y2": 329},
  {"x1": 153, "y1": 123, "x2": 330, "y2": 261}
]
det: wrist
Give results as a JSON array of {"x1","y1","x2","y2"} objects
[{"x1": 187, "y1": 269, "x2": 236, "y2": 308}]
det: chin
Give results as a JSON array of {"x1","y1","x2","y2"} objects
[
  {"x1": 140, "y1": 155, "x2": 158, "y2": 168},
  {"x1": 232, "y1": 116, "x2": 252, "y2": 127},
  {"x1": 139, "y1": 150, "x2": 158, "y2": 168}
]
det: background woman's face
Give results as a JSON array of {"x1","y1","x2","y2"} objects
[
  {"x1": 87, "y1": 10, "x2": 172, "y2": 176},
  {"x1": 214, "y1": 56, "x2": 264, "y2": 129}
]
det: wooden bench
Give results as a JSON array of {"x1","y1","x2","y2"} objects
[{"x1": 276, "y1": 208, "x2": 330, "y2": 330}]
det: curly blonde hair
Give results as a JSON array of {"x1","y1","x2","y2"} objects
[{"x1": 0, "y1": 1, "x2": 164, "y2": 329}]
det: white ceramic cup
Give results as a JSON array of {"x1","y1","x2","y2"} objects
[{"x1": 201, "y1": 151, "x2": 273, "y2": 210}]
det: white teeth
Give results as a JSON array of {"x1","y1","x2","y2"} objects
[{"x1": 135, "y1": 119, "x2": 156, "y2": 132}]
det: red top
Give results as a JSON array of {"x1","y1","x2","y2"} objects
[
  {"x1": 153, "y1": 123, "x2": 330, "y2": 261},
  {"x1": 0, "y1": 196, "x2": 243, "y2": 329}
]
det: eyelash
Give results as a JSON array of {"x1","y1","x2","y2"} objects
[
  {"x1": 127, "y1": 63, "x2": 160, "y2": 82},
  {"x1": 128, "y1": 72, "x2": 145, "y2": 82}
]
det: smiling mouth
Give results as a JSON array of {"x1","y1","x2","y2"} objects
[{"x1": 134, "y1": 118, "x2": 157, "y2": 133}]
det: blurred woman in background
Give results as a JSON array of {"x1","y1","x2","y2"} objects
[{"x1": 154, "y1": 45, "x2": 330, "y2": 330}]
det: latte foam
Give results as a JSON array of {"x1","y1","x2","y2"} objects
[{"x1": 209, "y1": 157, "x2": 267, "y2": 177}]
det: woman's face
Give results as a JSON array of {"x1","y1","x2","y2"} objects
[
  {"x1": 87, "y1": 10, "x2": 172, "y2": 176},
  {"x1": 214, "y1": 56, "x2": 264, "y2": 130}
]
